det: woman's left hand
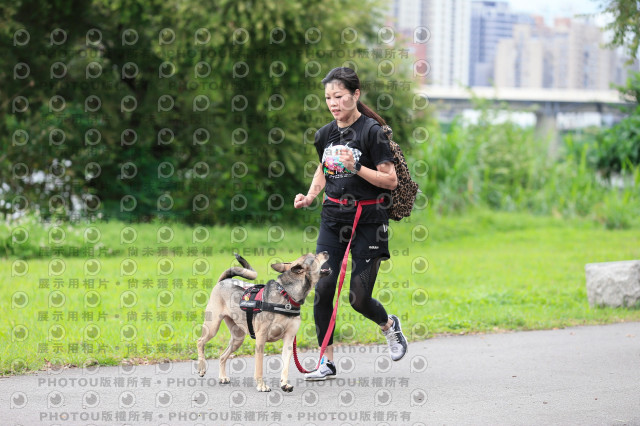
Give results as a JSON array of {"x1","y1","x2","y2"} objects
[{"x1": 339, "y1": 149, "x2": 356, "y2": 172}]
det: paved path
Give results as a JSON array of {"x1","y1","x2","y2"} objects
[{"x1": 1, "y1": 322, "x2": 639, "y2": 425}]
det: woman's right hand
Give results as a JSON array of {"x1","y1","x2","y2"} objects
[{"x1": 294, "y1": 193, "x2": 313, "y2": 208}]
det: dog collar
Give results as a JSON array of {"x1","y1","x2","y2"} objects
[{"x1": 274, "y1": 281, "x2": 304, "y2": 307}]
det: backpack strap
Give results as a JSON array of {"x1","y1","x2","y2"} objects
[
  {"x1": 358, "y1": 117, "x2": 379, "y2": 158},
  {"x1": 358, "y1": 117, "x2": 395, "y2": 159}
]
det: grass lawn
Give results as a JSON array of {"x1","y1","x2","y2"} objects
[
  {"x1": 425, "y1": 213, "x2": 640, "y2": 332},
  {"x1": 2, "y1": 210, "x2": 640, "y2": 375}
]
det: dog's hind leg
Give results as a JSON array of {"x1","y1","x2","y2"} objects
[
  {"x1": 218, "y1": 317, "x2": 246, "y2": 384},
  {"x1": 197, "y1": 312, "x2": 224, "y2": 377}
]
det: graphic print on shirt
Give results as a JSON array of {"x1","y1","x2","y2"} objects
[{"x1": 322, "y1": 143, "x2": 362, "y2": 178}]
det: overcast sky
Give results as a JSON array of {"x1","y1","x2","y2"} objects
[{"x1": 507, "y1": 0, "x2": 604, "y2": 23}]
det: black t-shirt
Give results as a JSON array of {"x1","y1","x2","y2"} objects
[{"x1": 314, "y1": 115, "x2": 394, "y2": 224}]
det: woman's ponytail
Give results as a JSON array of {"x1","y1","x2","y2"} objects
[{"x1": 357, "y1": 100, "x2": 387, "y2": 127}]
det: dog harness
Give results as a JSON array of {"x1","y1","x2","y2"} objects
[{"x1": 239, "y1": 280, "x2": 303, "y2": 339}]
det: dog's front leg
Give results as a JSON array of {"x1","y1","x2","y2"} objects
[
  {"x1": 280, "y1": 333, "x2": 295, "y2": 392},
  {"x1": 254, "y1": 334, "x2": 270, "y2": 392}
]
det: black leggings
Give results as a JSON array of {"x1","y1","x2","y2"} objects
[{"x1": 314, "y1": 245, "x2": 389, "y2": 346}]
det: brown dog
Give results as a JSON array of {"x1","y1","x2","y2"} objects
[{"x1": 196, "y1": 252, "x2": 330, "y2": 392}]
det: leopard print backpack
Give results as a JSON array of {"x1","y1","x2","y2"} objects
[{"x1": 380, "y1": 125, "x2": 420, "y2": 221}]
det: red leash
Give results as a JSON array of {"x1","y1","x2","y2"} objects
[{"x1": 293, "y1": 197, "x2": 384, "y2": 373}]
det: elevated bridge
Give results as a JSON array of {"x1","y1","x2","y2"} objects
[{"x1": 421, "y1": 85, "x2": 632, "y2": 131}]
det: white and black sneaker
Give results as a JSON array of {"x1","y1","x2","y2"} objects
[
  {"x1": 304, "y1": 356, "x2": 337, "y2": 381},
  {"x1": 382, "y1": 314, "x2": 408, "y2": 361}
]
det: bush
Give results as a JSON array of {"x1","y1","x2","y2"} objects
[
  {"x1": 413, "y1": 100, "x2": 640, "y2": 227},
  {"x1": 592, "y1": 71, "x2": 640, "y2": 177},
  {"x1": 419, "y1": 106, "x2": 545, "y2": 215},
  {"x1": 595, "y1": 190, "x2": 636, "y2": 229},
  {"x1": 593, "y1": 105, "x2": 640, "y2": 177}
]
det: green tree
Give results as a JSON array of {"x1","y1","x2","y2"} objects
[
  {"x1": 1, "y1": 0, "x2": 424, "y2": 225},
  {"x1": 599, "y1": 0, "x2": 640, "y2": 61}
]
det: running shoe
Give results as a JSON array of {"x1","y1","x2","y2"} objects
[
  {"x1": 382, "y1": 314, "x2": 408, "y2": 361},
  {"x1": 304, "y1": 356, "x2": 337, "y2": 381}
]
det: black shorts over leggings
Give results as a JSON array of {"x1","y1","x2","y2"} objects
[{"x1": 314, "y1": 220, "x2": 390, "y2": 346}]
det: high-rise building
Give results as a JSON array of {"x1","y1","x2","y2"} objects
[
  {"x1": 386, "y1": 0, "x2": 429, "y2": 82},
  {"x1": 424, "y1": 0, "x2": 471, "y2": 86},
  {"x1": 389, "y1": 0, "x2": 423, "y2": 31},
  {"x1": 388, "y1": 0, "x2": 470, "y2": 86},
  {"x1": 494, "y1": 17, "x2": 636, "y2": 90},
  {"x1": 469, "y1": 1, "x2": 533, "y2": 87},
  {"x1": 387, "y1": 1, "x2": 637, "y2": 90},
  {"x1": 494, "y1": 24, "x2": 545, "y2": 88}
]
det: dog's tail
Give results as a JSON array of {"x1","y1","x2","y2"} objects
[{"x1": 217, "y1": 253, "x2": 258, "y2": 282}]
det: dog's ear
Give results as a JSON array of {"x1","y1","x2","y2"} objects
[
  {"x1": 270, "y1": 262, "x2": 291, "y2": 273},
  {"x1": 290, "y1": 264, "x2": 305, "y2": 275}
]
